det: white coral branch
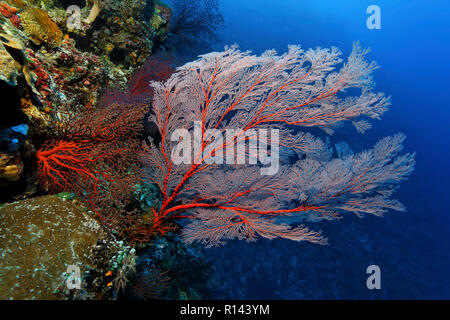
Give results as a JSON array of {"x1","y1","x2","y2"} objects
[{"x1": 84, "y1": 0, "x2": 101, "y2": 24}]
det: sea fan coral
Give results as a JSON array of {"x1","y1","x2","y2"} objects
[
  {"x1": 166, "y1": 0, "x2": 224, "y2": 57},
  {"x1": 36, "y1": 103, "x2": 147, "y2": 216},
  {"x1": 99, "y1": 51, "x2": 177, "y2": 107},
  {"x1": 144, "y1": 44, "x2": 415, "y2": 246}
]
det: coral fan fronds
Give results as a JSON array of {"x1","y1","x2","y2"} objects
[
  {"x1": 144, "y1": 44, "x2": 415, "y2": 246},
  {"x1": 37, "y1": 140, "x2": 105, "y2": 204}
]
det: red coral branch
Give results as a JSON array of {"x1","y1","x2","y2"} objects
[
  {"x1": 36, "y1": 104, "x2": 147, "y2": 220},
  {"x1": 37, "y1": 140, "x2": 102, "y2": 198}
]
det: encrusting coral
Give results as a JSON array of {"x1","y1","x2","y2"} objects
[{"x1": 0, "y1": 195, "x2": 107, "y2": 299}]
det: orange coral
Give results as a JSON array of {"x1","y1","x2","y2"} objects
[
  {"x1": 6, "y1": 0, "x2": 24, "y2": 7},
  {"x1": 20, "y1": 7, "x2": 62, "y2": 47}
]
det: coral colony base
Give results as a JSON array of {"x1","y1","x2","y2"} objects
[{"x1": 0, "y1": 0, "x2": 414, "y2": 300}]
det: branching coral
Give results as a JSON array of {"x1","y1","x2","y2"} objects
[
  {"x1": 166, "y1": 0, "x2": 224, "y2": 57},
  {"x1": 144, "y1": 44, "x2": 415, "y2": 246},
  {"x1": 132, "y1": 266, "x2": 170, "y2": 300},
  {"x1": 36, "y1": 103, "x2": 147, "y2": 217}
]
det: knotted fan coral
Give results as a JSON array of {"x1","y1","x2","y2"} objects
[
  {"x1": 144, "y1": 44, "x2": 415, "y2": 246},
  {"x1": 36, "y1": 103, "x2": 146, "y2": 217}
]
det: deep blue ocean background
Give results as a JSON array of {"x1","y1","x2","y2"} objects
[{"x1": 200, "y1": 0, "x2": 450, "y2": 299}]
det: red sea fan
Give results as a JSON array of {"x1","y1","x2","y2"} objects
[
  {"x1": 132, "y1": 266, "x2": 171, "y2": 300},
  {"x1": 128, "y1": 52, "x2": 177, "y2": 98},
  {"x1": 99, "y1": 52, "x2": 177, "y2": 108},
  {"x1": 143, "y1": 43, "x2": 415, "y2": 246},
  {"x1": 36, "y1": 103, "x2": 147, "y2": 217}
]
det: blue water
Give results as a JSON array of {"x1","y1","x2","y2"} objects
[{"x1": 202, "y1": 0, "x2": 450, "y2": 299}]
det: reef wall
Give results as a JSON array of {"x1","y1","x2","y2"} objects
[{"x1": 0, "y1": 0, "x2": 171, "y2": 200}]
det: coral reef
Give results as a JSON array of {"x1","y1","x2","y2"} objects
[
  {"x1": 0, "y1": 0, "x2": 182, "y2": 300},
  {"x1": 0, "y1": 194, "x2": 149, "y2": 300},
  {"x1": 83, "y1": 238, "x2": 138, "y2": 299},
  {"x1": 129, "y1": 233, "x2": 216, "y2": 300},
  {"x1": 0, "y1": 0, "x2": 171, "y2": 196}
]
